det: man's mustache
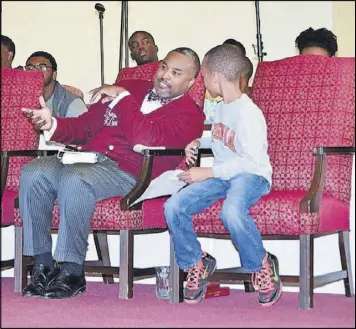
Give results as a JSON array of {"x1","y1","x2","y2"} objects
[{"x1": 157, "y1": 78, "x2": 171, "y2": 89}]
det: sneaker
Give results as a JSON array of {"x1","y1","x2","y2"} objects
[
  {"x1": 251, "y1": 252, "x2": 283, "y2": 307},
  {"x1": 184, "y1": 252, "x2": 217, "y2": 304}
]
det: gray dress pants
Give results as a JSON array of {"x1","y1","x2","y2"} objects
[{"x1": 19, "y1": 154, "x2": 137, "y2": 265}]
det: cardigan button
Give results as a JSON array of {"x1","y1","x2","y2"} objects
[{"x1": 108, "y1": 145, "x2": 114, "y2": 151}]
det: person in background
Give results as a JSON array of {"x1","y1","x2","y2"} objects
[
  {"x1": 223, "y1": 38, "x2": 246, "y2": 56},
  {"x1": 1, "y1": 34, "x2": 22, "y2": 69},
  {"x1": 164, "y1": 44, "x2": 282, "y2": 307},
  {"x1": 25, "y1": 51, "x2": 87, "y2": 118},
  {"x1": 295, "y1": 27, "x2": 338, "y2": 57},
  {"x1": 25, "y1": 51, "x2": 88, "y2": 149},
  {"x1": 19, "y1": 47, "x2": 205, "y2": 300},
  {"x1": 128, "y1": 30, "x2": 159, "y2": 66}
]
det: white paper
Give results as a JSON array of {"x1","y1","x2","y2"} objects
[
  {"x1": 130, "y1": 169, "x2": 187, "y2": 207},
  {"x1": 60, "y1": 151, "x2": 98, "y2": 164}
]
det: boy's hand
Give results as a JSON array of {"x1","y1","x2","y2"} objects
[
  {"x1": 178, "y1": 167, "x2": 214, "y2": 184},
  {"x1": 184, "y1": 139, "x2": 201, "y2": 166}
]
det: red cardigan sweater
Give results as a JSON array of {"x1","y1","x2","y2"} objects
[{"x1": 51, "y1": 79, "x2": 205, "y2": 178}]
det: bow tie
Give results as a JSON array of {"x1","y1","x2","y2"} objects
[{"x1": 147, "y1": 89, "x2": 172, "y2": 105}]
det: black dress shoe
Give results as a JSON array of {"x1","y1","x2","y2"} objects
[
  {"x1": 22, "y1": 263, "x2": 60, "y2": 297},
  {"x1": 42, "y1": 269, "x2": 86, "y2": 299}
]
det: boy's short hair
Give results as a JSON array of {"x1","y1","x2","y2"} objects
[
  {"x1": 204, "y1": 44, "x2": 251, "y2": 83},
  {"x1": 223, "y1": 38, "x2": 246, "y2": 57}
]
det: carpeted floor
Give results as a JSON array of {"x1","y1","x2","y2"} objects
[{"x1": 1, "y1": 277, "x2": 355, "y2": 328}]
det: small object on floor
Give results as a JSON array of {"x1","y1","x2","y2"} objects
[
  {"x1": 155, "y1": 266, "x2": 170, "y2": 299},
  {"x1": 205, "y1": 282, "x2": 230, "y2": 299}
]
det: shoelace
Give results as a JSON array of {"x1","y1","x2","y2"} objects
[
  {"x1": 186, "y1": 262, "x2": 205, "y2": 290},
  {"x1": 251, "y1": 263, "x2": 275, "y2": 293}
]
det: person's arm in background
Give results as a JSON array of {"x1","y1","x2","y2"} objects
[{"x1": 65, "y1": 98, "x2": 88, "y2": 118}]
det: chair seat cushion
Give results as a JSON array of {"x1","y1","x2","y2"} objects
[
  {"x1": 141, "y1": 190, "x2": 350, "y2": 235},
  {"x1": 13, "y1": 190, "x2": 349, "y2": 234}
]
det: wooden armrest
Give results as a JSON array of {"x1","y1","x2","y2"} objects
[
  {"x1": 120, "y1": 148, "x2": 214, "y2": 210},
  {"x1": 1, "y1": 150, "x2": 58, "y2": 157},
  {"x1": 314, "y1": 146, "x2": 355, "y2": 155},
  {"x1": 300, "y1": 145, "x2": 355, "y2": 213},
  {"x1": 120, "y1": 149, "x2": 186, "y2": 210}
]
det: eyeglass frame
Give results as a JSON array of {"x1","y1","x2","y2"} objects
[{"x1": 24, "y1": 63, "x2": 53, "y2": 71}]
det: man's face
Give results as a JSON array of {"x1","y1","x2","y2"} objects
[
  {"x1": 153, "y1": 51, "x2": 196, "y2": 99},
  {"x1": 1, "y1": 44, "x2": 13, "y2": 69},
  {"x1": 129, "y1": 32, "x2": 158, "y2": 65},
  {"x1": 25, "y1": 56, "x2": 56, "y2": 86},
  {"x1": 301, "y1": 47, "x2": 330, "y2": 57},
  {"x1": 201, "y1": 58, "x2": 220, "y2": 99}
]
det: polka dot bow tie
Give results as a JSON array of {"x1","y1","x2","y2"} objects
[{"x1": 147, "y1": 89, "x2": 172, "y2": 105}]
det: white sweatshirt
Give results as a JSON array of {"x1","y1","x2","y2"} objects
[{"x1": 198, "y1": 94, "x2": 272, "y2": 186}]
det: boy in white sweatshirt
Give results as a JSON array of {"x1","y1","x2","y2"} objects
[{"x1": 164, "y1": 44, "x2": 282, "y2": 306}]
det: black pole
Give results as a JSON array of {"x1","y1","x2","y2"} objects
[
  {"x1": 119, "y1": 1, "x2": 129, "y2": 72},
  {"x1": 254, "y1": 1, "x2": 266, "y2": 63},
  {"x1": 124, "y1": 2, "x2": 129, "y2": 68},
  {"x1": 95, "y1": 3, "x2": 105, "y2": 85}
]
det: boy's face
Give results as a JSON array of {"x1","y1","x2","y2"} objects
[{"x1": 201, "y1": 59, "x2": 220, "y2": 98}]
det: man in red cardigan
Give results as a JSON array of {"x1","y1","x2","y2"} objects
[{"x1": 20, "y1": 47, "x2": 205, "y2": 300}]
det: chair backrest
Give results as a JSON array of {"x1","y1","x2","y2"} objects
[
  {"x1": 1, "y1": 68, "x2": 44, "y2": 192},
  {"x1": 115, "y1": 61, "x2": 206, "y2": 109},
  {"x1": 62, "y1": 84, "x2": 84, "y2": 99},
  {"x1": 250, "y1": 55, "x2": 355, "y2": 203}
]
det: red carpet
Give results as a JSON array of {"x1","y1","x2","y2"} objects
[{"x1": 1, "y1": 277, "x2": 355, "y2": 328}]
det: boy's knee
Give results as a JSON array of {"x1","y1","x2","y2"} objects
[
  {"x1": 164, "y1": 196, "x2": 183, "y2": 217},
  {"x1": 221, "y1": 200, "x2": 248, "y2": 221}
]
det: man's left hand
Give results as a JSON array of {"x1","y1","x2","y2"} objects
[{"x1": 177, "y1": 167, "x2": 214, "y2": 184}]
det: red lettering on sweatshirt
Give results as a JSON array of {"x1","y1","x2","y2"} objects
[{"x1": 212, "y1": 123, "x2": 236, "y2": 152}]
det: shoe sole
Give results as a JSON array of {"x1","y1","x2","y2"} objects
[
  {"x1": 184, "y1": 262, "x2": 217, "y2": 304},
  {"x1": 41, "y1": 286, "x2": 86, "y2": 300},
  {"x1": 260, "y1": 281, "x2": 283, "y2": 307}
]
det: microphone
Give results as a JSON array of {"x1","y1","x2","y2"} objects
[{"x1": 95, "y1": 3, "x2": 105, "y2": 14}]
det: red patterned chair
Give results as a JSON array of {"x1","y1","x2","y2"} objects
[
  {"x1": 1, "y1": 68, "x2": 44, "y2": 272},
  {"x1": 13, "y1": 61, "x2": 206, "y2": 299},
  {"x1": 130, "y1": 55, "x2": 355, "y2": 309},
  {"x1": 2, "y1": 70, "x2": 113, "y2": 290}
]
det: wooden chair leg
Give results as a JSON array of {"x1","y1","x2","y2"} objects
[
  {"x1": 339, "y1": 230, "x2": 354, "y2": 297},
  {"x1": 243, "y1": 281, "x2": 255, "y2": 292},
  {"x1": 93, "y1": 231, "x2": 114, "y2": 284},
  {"x1": 14, "y1": 226, "x2": 24, "y2": 293},
  {"x1": 299, "y1": 234, "x2": 314, "y2": 309},
  {"x1": 119, "y1": 230, "x2": 134, "y2": 299},
  {"x1": 169, "y1": 234, "x2": 184, "y2": 303}
]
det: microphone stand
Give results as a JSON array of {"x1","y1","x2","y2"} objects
[
  {"x1": 253, "y1": 1, "x2": 267, "y2": 63},
  {"x1": 119, "y1": 1, "x2": 129, "y2": 72},
  {"x1": 95, "y1": 3, "x2": 105, "y2": 85}
]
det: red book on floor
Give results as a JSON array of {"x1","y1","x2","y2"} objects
[{"x1": 205, "y1": 282, "x2": 230, "y2": 299}]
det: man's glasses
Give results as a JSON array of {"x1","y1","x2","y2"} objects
[{"x1": 24, "y1": 63, "x2": 52, "y2": 71}]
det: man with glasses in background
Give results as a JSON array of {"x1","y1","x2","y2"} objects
[{"x1": 25, "y1": 51, "x2": 88, "y2": 149}]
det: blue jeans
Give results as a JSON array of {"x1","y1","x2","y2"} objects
[{"x1": 164, "y1": 173, "x2": 270, "y2": 272}]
